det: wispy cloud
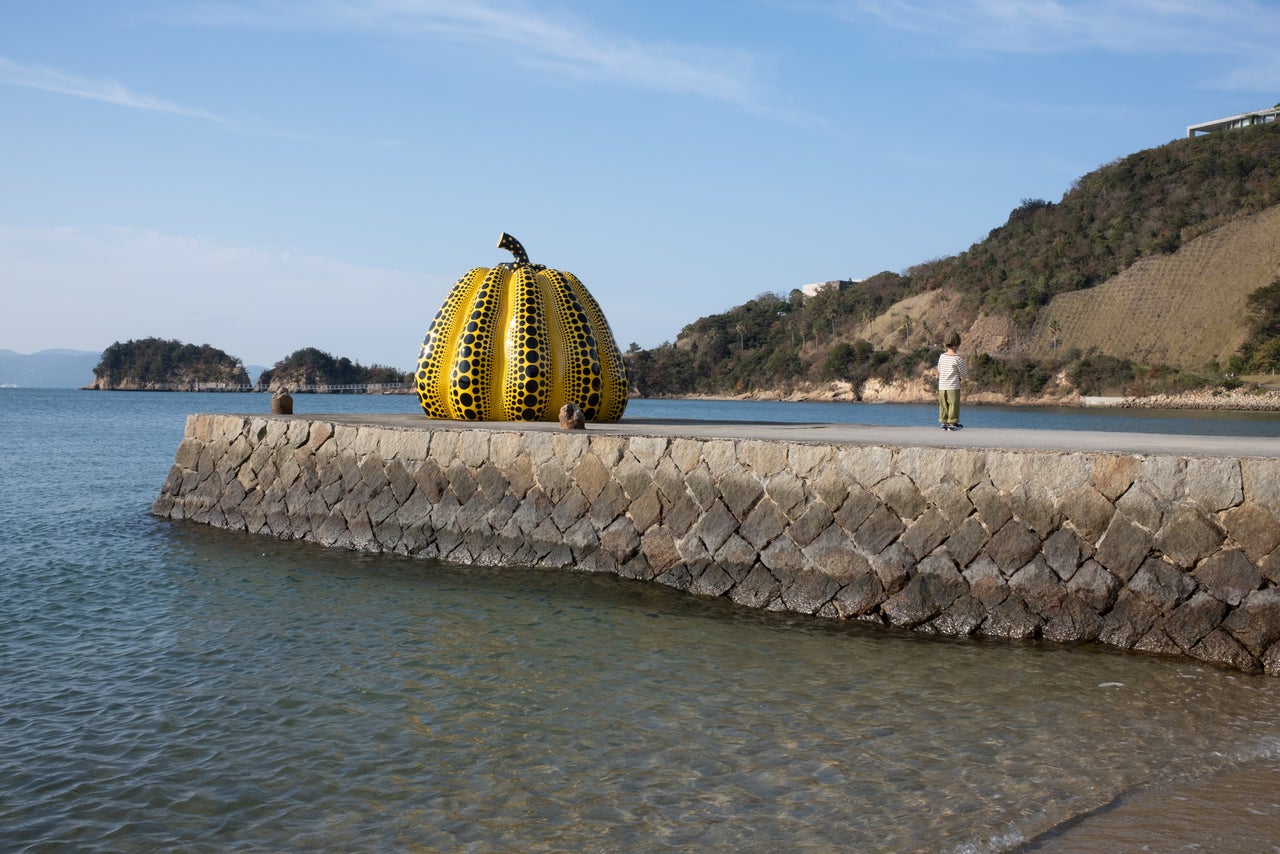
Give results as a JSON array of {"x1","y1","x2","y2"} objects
[
  {"x1": 832, "y1": 0, "x2": 1280, "y2": 90},
  {"x1": 0, "y1": 56, "x2": 228, "y2": 122},
  {"x1": 0, "y1": 53, "x2": 402, "y2": 143},
  {"x1": 838, "y1": 0, "x2": 1280, "y2": 57},
  {"x1": 180, "y1": 0, "x2": 772, "y2": 112}
]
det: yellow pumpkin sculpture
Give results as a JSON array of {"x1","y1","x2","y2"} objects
[{"x1": 415, "y1": 233, "x2": 629, "y2": 422}]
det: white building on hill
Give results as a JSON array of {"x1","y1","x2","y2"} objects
[
  {"x1": 1187, "y1": 106, "x2": 1280, "y2": 137},
  {"x1": 799, "y1": 279, "x2": 860, "y2": 298}
]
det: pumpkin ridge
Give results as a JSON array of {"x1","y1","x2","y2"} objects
[
  {"x1": 564, "y1": 270, "x2": 628, "y2": 420},
  {"x1": 502, "y1": 265, "x2": 549, "y2": 420},
  {"x1": 417, "y1": 265, "x2": 487, "y2": 418},
  {"x1": 447, "y1": 266, "x2": 506, "y2": 420},
  {"x1": 542, "y1": 269, "x2": 597, "y2": 419}
]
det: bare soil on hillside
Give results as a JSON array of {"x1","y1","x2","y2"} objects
[
  {"x1": 853, "y1": 289, "x2": 1018, "y2": 355},
  {"x1": 854, "y1": 205, "x2": 1280, "y2": 371},
  {"x1": 1024, "y1": 205, "x2": 1280, "y2": 370}
]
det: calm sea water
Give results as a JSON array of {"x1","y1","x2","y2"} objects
[{"x1": 3, "y1": 389, "x2": 1280, "y2": 852}]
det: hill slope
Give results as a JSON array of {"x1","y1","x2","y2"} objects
[{"x1": 628, "y1": 121, "x2": 1280, "y2": 399}]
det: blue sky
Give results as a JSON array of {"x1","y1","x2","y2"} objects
[{"x1": 2, "y1": 1, "x2": 1278, "y2": 371}]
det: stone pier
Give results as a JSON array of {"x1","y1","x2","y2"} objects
[{"x1": 152, "y1": 414, "x2": 1280, "y2": 674}]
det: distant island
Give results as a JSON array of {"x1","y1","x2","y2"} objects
[
  {"x1": 254, "y1": 347, "x2": 410, "y2": 392},
  {"x1": 84, "y1": 337, "x2": 411, "y2": 393},
  {"x1": 86, "y1": 339, "x2": 251, "y2": 390}
]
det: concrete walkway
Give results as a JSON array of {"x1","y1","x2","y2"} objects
[{"x1": 304, "y1": 413, "x2": 1280, "y2": 458}]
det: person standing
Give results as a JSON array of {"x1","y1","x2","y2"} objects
[{"x1": 937, "y1": 332, "x2": 969, "y2": 430}]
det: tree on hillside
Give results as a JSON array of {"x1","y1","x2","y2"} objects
[{"x1": 1234, "y1": 278, "x2": 1280, "y2": 373}]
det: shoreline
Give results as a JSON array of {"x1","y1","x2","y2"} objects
[{"x1": 654, "y1": 382, "x2": 1280, "y2": 413}]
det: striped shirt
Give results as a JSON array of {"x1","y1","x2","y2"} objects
[{"x1": 937, "y1": 351, "x2": 969, "y2": 390}]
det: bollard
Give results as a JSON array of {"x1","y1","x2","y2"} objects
[
  {"x1": 558, "y1": 402, "x2": 586, "y2": 429},
  {"x1": 271, "y1": 387, "x2": 293, "y2": 415}
]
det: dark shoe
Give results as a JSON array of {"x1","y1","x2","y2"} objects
[{"x1": 953, "y1": 423, "x2": 963, "y2": 429}]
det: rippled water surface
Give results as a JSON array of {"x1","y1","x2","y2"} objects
[{"x1": 3, "y1": 389, "x2": 1280, "y2": 852}]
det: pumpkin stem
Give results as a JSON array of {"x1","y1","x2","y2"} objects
[{"x1": 497, "y1": 233, "x2": 530, "y2": 266}]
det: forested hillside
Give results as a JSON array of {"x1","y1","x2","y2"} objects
[{"x1": 626, "y1": 120, "x2": 1280, "y2": 400}]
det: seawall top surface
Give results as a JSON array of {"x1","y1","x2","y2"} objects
[{"x1": 231, "y1": 412, "x2": 1280, "y2": 459}]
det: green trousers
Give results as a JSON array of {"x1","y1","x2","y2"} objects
[{"x1": 938, "y1": 389, "x2": 961, "y2": 426}]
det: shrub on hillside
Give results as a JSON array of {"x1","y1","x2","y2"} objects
[
  {"x1": 1069, "y1": 355, "x2": 1138, "y2": 396},
  {"x1": 968, "y1": 353, "x2": 1054, "y2": 398}
]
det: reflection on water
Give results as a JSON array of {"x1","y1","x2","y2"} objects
[{"x1": 2, "y1": 389, "x2": 1280, "y2": 851}]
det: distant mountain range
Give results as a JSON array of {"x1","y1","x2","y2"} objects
[{"x1": 0, "y1": 349, "x2": 101, "y2": 388}]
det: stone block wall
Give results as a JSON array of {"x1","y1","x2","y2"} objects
[{"x1": 152, "y1": 414, "x2": 1280, "y2": 674}]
